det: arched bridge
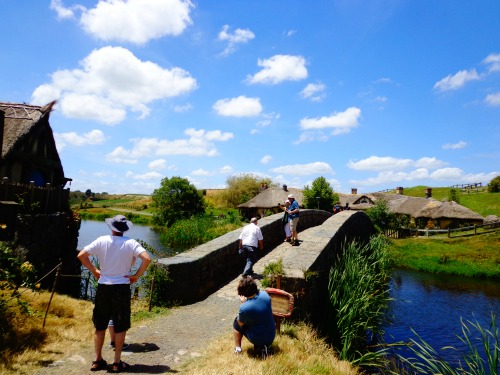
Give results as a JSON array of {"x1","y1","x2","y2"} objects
[{"x1": 157, "y1": 210, "x2": 375, "y2": 323}]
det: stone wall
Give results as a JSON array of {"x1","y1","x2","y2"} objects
[{"x1": 157, "y1": 209, "x2": 332, "y2": 304}]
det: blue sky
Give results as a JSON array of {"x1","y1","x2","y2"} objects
[{"x1": 2, "y1": 1, "x2": 499, "y2": 195}]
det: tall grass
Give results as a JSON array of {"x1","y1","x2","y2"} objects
[
  {"x1": 391, "y1": 312, "x2": 499, "y2": 374},
  {"x1": 326, "y1": 235, "x2": 394, "y2": 367},
  {"x1": 160, "y1": 213, "x2": 242, "y2": 248}
]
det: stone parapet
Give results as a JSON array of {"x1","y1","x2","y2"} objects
[{"x1": 157, "y1": 209, "x2": 332, "y2": 304}]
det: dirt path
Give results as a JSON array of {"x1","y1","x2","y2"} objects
[{"x1": 34, "y1": 278, "x2": 242, "y2": 375}]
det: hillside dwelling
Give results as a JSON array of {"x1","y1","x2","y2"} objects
[
  {"x1": 237, "y1": 185, "x2": 303, "y2": 220},
  {"x1": 338, "y1": 191, "x2": 483, "y2": 229},
  {"x1": 0, "y1": 101, "x2": 70, "y2": 188}
]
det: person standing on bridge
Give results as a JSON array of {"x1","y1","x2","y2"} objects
[
  {"x1": 78, "y1": 214, "x2": 151, "y2": 373},
  {"x1": 286, "y1": 194, "x2": 300, "y2": 246},
  {"x1": 238, "y1": 217, "x2": 264, "y2": 277}
]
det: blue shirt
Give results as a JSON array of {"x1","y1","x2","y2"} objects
[
  {"x1": 289, "y1": 200, "x2": 300, "y2": 219},
  {"x1": 238, "y1": 291, "x2": 276, "y2": 346}
]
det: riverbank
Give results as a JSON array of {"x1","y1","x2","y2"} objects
[{"x1": 388, "y1": 229, "x2": 500, "y2": 279}]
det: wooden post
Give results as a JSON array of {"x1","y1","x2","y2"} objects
[
  {"x1": 148, "y1": 261, "x2": 157, "y2": 312},
  {"x1": 474, "y1": 225, "x2": 477, "y2": 235},
  {"x1": 448, "y1": 227, "x2": 451, "y2": 238},
  {"x1": 276, "y1": 274, "x2": 281, "y2": 289},
  {"x1": 43, "y1": 262, "x2": 62, "y2": 328}
]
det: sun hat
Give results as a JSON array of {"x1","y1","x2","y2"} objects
[
  {"x1": 288, "y1": 194, "x2": 294, "y2": 199},
  {"x1": 105, "y1": 215, "x2": 133, "y2": 233}
]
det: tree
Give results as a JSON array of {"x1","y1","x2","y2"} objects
[
  {"x1": 366, "y1": 199, "x2": 398, "y2": 231},
  {"x1": 302, "y1": 177, "x2": 338, "y2": 211},
  {"x1": 85, "y1": 189, "x2": 92, "y2": 197},
  {"x1": 488, "y1": 176, "x2": 500, "y2": 193},
  {"x1": 151, "y1": 176, "x2": 205, "y2": 226},
  {"x1": 220, "y1": 174, "x2": 274, "y2": 208},
  {"x1": 447, "y1": 188, "x2": 460, "y2": 203}
]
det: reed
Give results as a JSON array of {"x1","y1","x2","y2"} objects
[
  {"x1": 160, "y1": 214, "x2": 242, "y2": 248},
  {"x1": 325, "y1": 235, "x2": 394, "y2": 367}
]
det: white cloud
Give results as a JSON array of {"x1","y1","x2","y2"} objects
[
  {"x1": 50, "y1": 0, "x2": 80, "y2": 19},
  {"x1": 485, "y1": 92, "x2": 500, "y2": 106},
  {"x1": 79, "y1": 0, "x2": 194, "y2": 44},
  {"x1": 270, "y1": 162, "x2": 333, "y2": 176},
  {"x1": 213, "y1": 96, "x2": 262, "y2": 117},
  {"x1": 148, "y1": 159, "x2": 167, "y2": 170},
  {"x1": 173, "y1": 103, "x2": 193, "y2": 113},
  {"x1": 191, "y1": 169, "x2": 212, "y2": 176},
  {"x1": 218, "y1": 25, "x2": 255, "y2": 56},
  {"x1": 429, "y1": 167, "x2": 463, "y2": 180},
  {"x1": 299, "y1": 107, "x2": 361, "y2": 135},
  {"x1": 295, "y1": 131, "x2": 329, "y2": 144},
  {"x1": 260, "y1": 155, "x2": 272, "y2": 164},
  {"x1": 442, "y1": 141, "x2": 467, "y2": 150},
  {"x1": 105, "y1": 128, "x2": 234, "y2": 163},
  {"x1": 348, "y1": 156, "x2": 447, "y2": 171},
  {"x1": 54, "y1": 129, "x2": 106, "y2": 151},
  {"x1": 433, "y1": 69, "x2": 480, "y2": 92},
  {"x1": 246, "y1": 55, "x2": 308, "y2": 85},
  {"x1": 300, "y1": 82, "x2": 326, "y2": 102},
  {"x1": 191, "y1": 165, "x2": 233, "y2": 177},
  {"x1": 218, "y1": 165, "x2": 233, "y2": 174},
  {"x1": 31, "y1": 46, "x2": 197, "y2": 125},
  {"x1": 483, "y1": 53, "x2": 500, "y2": 73},
  {"x1": 130, "y1": 171, "x2": 163, "y2": 180}
]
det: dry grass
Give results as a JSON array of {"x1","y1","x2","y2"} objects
[
  {"x1": 180, "y1": 322, "x2": 359, "y2": 375},
  {"x1": 0, "y1": 289, "x2": 95, "y2": 375}
]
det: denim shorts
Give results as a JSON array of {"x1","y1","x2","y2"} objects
[
  {"x1": 93, "y1": 284, "x2": 131, "y2": 333},
  {"x1": 233, "y1": 317, "x2": 248, "y2": 336}
]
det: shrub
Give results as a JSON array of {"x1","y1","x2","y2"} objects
[{"x1": 488, "y1": 176, "x2": 500, "y2": 193}]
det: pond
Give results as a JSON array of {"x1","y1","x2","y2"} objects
[
  {"x1": 77, "y1": 219, "x2": 174, "y2": 256},
  {"x1": 384, "y1": 269, "x2": 500, "y2": 368}
]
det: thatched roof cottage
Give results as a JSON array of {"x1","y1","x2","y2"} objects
[
  {"x1": 237, "y1": 185, "x2": 303, "y2": 220},
  {"x1": 0, "y1": 101, "x2": 70, "y2": 188}
]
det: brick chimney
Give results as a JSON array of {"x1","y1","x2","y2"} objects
[
  {"x1": 351, "y1": 188, "x2": 358, "y2": 195},
  {"x1": 425, "y1": 187, "x2": 432, "y2": 198},
  {"x1": 396, "y1": 186, "x2": 404, "y2": 195}
]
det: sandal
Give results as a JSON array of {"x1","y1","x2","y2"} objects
[
  {"x1": 90, "y1": 359, "x2": 107, "y2": 371},
  {"x1": 109, "y1": 360, "x2": 130, "y2": 373}
]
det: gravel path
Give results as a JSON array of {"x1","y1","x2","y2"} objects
[
  {"x1": 34, "y1": 278, "x2": 242, "y2": 375},
  {"x1": 34, "y1": 239, "x2": 300, "y2": 375}
]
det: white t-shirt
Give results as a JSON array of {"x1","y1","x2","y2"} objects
[
  {"x1": 239, "y1": 223, "x2": 263, "y2": 248},
  {"x1": 82, "y1": 235, "x2": 146, "y2": 285}
]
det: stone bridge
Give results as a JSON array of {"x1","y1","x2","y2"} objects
[{"x1": 158, "y1": 210, "x2": 375, "y2": 323}]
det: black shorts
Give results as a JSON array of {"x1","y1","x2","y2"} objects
[
  {"x1": 233, "y1": 317, "x2": 248, "y2": 336},
  {"x1": 93, "y1": 284, "x2": 131, "y2": 333}
]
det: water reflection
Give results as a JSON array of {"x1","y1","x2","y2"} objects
[
  {"x1": 384, "y1": 269, "x2": 500, "y2": 367},
  {"x1": 77, "y1": 219, "x2": 174, "y2": 256}
]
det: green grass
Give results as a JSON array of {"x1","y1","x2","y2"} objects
[{"x1": 388, "y1": 230, "x2": 500, "y2": 279}]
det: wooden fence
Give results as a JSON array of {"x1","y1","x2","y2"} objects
[
  {"x1": 384, "y1": 222, "x2": 499, "y2": 239},
  {"x1": 0, "y1": 178, "x2": 70, "y2": 214}
]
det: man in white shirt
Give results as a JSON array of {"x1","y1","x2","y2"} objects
[
  {"x1": 78, "y1": 215, "x2": 151, "y2": 373},
  {"x1": 238, "y1": 217, "x2": 264, "y2": 276}
]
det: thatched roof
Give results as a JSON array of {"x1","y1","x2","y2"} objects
[
  {"x1": 1, "y1": 101, "x2": 56, "y2": 159},
  {"x1": 339, "y1": 191, "x2": 483, "y2": 221},
  {"x1": 237, "y1": 187, "x2": 303, "y2": 209},
  {"x1": 415, "y1": 200, "x2": 484, "y2": 220}
]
